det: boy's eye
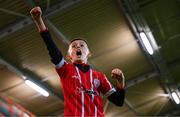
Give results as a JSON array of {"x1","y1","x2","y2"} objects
[
  {"x1": 80, "y1": 44, "x2": 84, "y2": 47},
  {"x1": 72, "y1": 44, "x2": 76, "y2": 48}
]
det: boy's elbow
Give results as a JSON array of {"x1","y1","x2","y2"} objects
[
  {"x1": 110, "y1": 95, "x2": 125, "y2": 107},
  {"x1": 107, "y1": 89, "x2": 125, "y2": 107},
  {"x1": 114, "y1": 100, "x2": 124, "y2": 107}
]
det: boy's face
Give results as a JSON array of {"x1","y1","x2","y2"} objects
[{"x1": 68, "y1": 40, "x2": 90, "y2": 63}]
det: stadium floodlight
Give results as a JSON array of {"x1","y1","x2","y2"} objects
[
  {"x1": 140, "y1": 32, "x2": 154, "y2": 55},
  {"x1": 172, "y1": 92, "x2": 180, "y2": 104},
  {"x1": 25, "y1": 80, "x2": 49, "y2": 97}
]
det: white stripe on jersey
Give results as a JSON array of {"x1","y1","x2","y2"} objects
[
  {"x1": 56, "y1": 58, "x2": 65, "y2": 68},
  {"x1": 104, "y1": 88, "x2": 116, "y2": 97}
]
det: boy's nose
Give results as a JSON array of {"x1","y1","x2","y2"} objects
[{"x1": 77, "y1": 44, "x2": 81, "y2": 48}]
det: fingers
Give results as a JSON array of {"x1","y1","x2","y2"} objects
[
  {"x1": 30, "y1": 6, "x2": 41, "y2": 14},
  {"x1": 111, "y1": 68, "x2": 122, "y2": 76},
  {"x1": 111, "y1": 68, "x2": 125, "y2": 89},
  {"x1": 30, "y1": 6, "x2": 42, "y2": 20},
  {"x1": 111, "y1": 68, "x2": 124, "y2": 80}
]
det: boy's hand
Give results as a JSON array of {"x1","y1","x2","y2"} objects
[
  {"x1": 30, "y1": 6, "x2": 42, "y2": 21},
  {"x1": 111, "y1": 68, "x2": 124, "y2": 80},
  {"x1": 111, "y1": 68, "x2": 125, "y2": 89},
  {"x1": 30, "y1": 6, "x2": 46, "y2": 32}
]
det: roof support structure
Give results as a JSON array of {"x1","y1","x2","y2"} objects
[
  {"x1": 126, "y1": 71, "x2": 158, "y2": 88},
  {"x1": 0, "y1": 8, "x2": 28, "y2": 18},
  {"x1": 46, "y1": 19, "x2": 70, "y2": 44},
  {"x1": 124, "y1": 99, "x2": 140, "y2": 115},
  {"x1": 117, "y1": 0, "x2": 179, "y2": 115},
  {"x1": 0, "y1": 55, "x2": 64, "y2": 101},
  {"x1": 0, "y1": 0, "x2": 83, "y2": 40},
  {"x1": 161, "y1": 105, "x2": 180, "y2": 115},
  {"x1": 46, "y1": 0, "x2": 51, "y2": 10},
  {"x1": 118, "y1": 0, "x2": 174, "y2": 99}
]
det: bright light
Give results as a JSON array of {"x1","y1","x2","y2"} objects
[
  {"x1": 140, "y1": 32, "x2": 154, "y2": 55},
  {"x1": 25, "y1": 80, "x2": 49, "y2": 97},
  {"x1": 172, "y1": 92, "x2": 180, "y2": 104}
]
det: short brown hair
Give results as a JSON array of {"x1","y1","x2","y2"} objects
[{"x1": 70, "y1": 38, "x2": 88, "y2": 45}]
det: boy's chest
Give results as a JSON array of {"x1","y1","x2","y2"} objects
[{"x1": 63, "y1": 68, "x2": 101, "y2": 93}]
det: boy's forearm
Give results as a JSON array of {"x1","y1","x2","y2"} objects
[
  {"x1": 34, "y1": 17, "x2": 47, "y2": 32},
  {"x1": 116, "y1": 79, "x2": 125, "y2": 90},
  {"x1": 40, "y1": 31, "x2": 63, "y2": 65}
]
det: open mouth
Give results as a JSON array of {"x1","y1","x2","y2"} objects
[{"x1": 76, "y1": 51, "x2": 82, "y2": 56}]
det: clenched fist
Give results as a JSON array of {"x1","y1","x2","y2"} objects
[
  {"x1": 111, "y1": 68, "x2": 124, "y2": 80},
  {"x1": 111, "y1": 68, "x2": 125, "y2": 89},
  {"x1": 30, "y1": 6, "x2": 42, "y2": 21},
  {"x1": 30, "y1": 6, "x2": 46, "y2": 32}
]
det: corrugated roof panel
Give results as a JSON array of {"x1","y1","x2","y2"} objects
[
  {"x1": 106, "y1": 103, "x2": 137, "y2": 116},
  {"x1": 0, "y1": 25, "x2": 65, "y2": 95},
  {"x1": 0, "y1": 0, "x2": 29, "y2": 29},
  {"x1": 126, "y1": 77, "x2": 173, "y2": 115}
]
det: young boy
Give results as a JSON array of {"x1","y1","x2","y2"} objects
[{"x1": 30, "y1": 7, "x2": 125, "y2": 117}]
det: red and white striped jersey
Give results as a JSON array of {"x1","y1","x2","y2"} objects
[{"x1": 55, "y1": 59, "x2": 116, "y2": 117}]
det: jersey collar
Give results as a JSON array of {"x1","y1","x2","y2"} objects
[{"x1": 73, "y1": 62, "x2": 90, "y2": 72}]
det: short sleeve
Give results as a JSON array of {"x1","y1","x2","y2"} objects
[
  {"x1": 55, "y1": 59, "x2": 68, "y2": 79},
  {"x1": 99, "y1": 73, "x2": 116, "y2": 97}
]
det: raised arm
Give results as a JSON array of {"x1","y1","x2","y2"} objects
[{"x1": 30, "y1": 7, "x2": 64, "y2": 66}]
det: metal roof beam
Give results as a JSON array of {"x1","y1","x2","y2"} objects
[
  {"x1": 162, "y1": 107, "x2": 180, "y2": 116},
  {"x1": 24, "y1": 0, "x2": 36, "y2": 7},
  {"x1": 118, "y1": 0, "x2": 175, "y2": 98},
  {"x1": 117, "y1": 0, "x2": 179, "y2": 115},
  {"x1": 124, "y1": 99, "x2": 140, "y2": 115},
  {"x1": 126, "y1": 71, "x2": 158, "y2": 88},
  {"x1": 0, "y1": 55, "x2": 64, "y2": 102},
  {"x1": 0, "y1": 0, "x2": 83, "y2": 39},
  {"x1": 0, "y1": 8, "x2": 28, "y2": 18},
  {"x1": 0, "y1": 18, "x2": 33, "y2": 40},
  {"x1": 46, "y1": 19, "x2": 70, "y2": 44},
  {"x1": 46, "y1": 0, "x2": 51, "y2": 10}
]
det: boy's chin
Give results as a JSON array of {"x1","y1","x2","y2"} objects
[{"x1": 73, "y1": 58, "x2": 86, "y2": 63}]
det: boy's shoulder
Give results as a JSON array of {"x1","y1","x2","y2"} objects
[{"x1": 91, "y1": 68, "x2": 106, "y2": 76}]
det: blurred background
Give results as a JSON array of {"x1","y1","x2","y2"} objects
[{"x1": 0, "y1": 0, "x2": 180, "y2": 116}]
